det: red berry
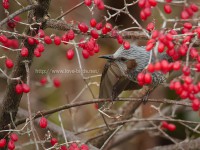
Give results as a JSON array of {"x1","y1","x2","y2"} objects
[
  {"x1": 137, "y1": 72, "x2": 145, "y2": 83},
  {"x1": 180, "y1": 90, "x2": 188, "y2": 99},
  {"x1": 181, "y1": 10, "x2": 189, "y2": 19},
  {"x1": 54, "y1": 36, "x2": 61, "y2": 45},
  {"x1": 154, "y1": 61, "x2": 161, "y2": 71},
  {"x1": 96, "y1": 22, "x2": 103, "y2": 30},
  {"x1": 185, "y1": 7, "x2": 194, "y2": 17},
  {"x1": 44, "y1": 36, "x2": 52, "y2": 44},
  {"x1": 80, "y1": 144, "x2": 89, "y2": 150},
  {"x1": 144, "y1": 73, "x2": 152, "y2": 84},
  {"x1": 190, "y1": 47, "x2": 198, "y2": 58},
  {"x1": 94, "y1": 44, "x2": 100, "y2": 53},
  {"x1": 105, "y1": 23, "x2": 112, "y2": 32},
  {"x1": 167, "y1": 123, "x2": 176, "y2": 131},
  {"x1": 70, "y1": 143, "x2": 79, "y2": 148},
  {"x1": 149, "y1": 0, "x2": 157, "y2": 7},
  {"x1": 38, "y1": 29, "x2": 45, "y2": 38},
  {"x1": 192, "y1": 99, "x2": 200, "y2": 111},
  {"x1": 117, "y1": 35, "x2": 124, "y2": 44},
  {"x1": 7, "y1": 20, "x2": 16, "y2": 28},
  {"x1": 90, "y1": 30, "x2": 99, "y2": 39},
  {"x1": 183, "y1": 22, "x2": 192, "y2": 30},
  {"x1": 164, "y1": 4, "x2": 172, "y2": 14},
  {"x1": 2, "y1": 0, "x2": 9, "y2": 9},
  {"x1": 178, "y1": 45, "x2": 187, "y2": 56},
  {"x1": 34, "y1": 37, "x2": 39, "y2": 45},
  {"x1": 161, "y1": 60, "x2": 169, "y2": 73},
  {"x1": 37, "y1": 43, "x2": 45, "y2": 52},
  {"x1": 60, "y1": 145, "x2": 68, "y2": 150},
  {"x1": 165, "y1": 0, "x2": 172, "y2": 2},
  {"x1": 0, "y1": 35, "x2": 8, "y2": 43},
  {"x1": 190, "y1": 3, "x2": 199, "y2": 12},
  {"x1": 147, "y1": 63, "x2": 154, "y2": 73},
  {"x1": 8, "y1": 140, "x2": 15, "y2": 150},
  {"x1": 78, "y1": 23, "x2": 88, "y2": 33},
  {"x1": 97, "y1": 1, "x2": 105, "y2": 10},
  {"x1": 53, "y1": 78, "x2": 61, "y2": 88},
  {"x1": 140, "y1": 10, "x2": 147, "y2": 20},
  {"x1": 0, "y1": 139, "x2": 6, "y2": 148},
  {"x1": 158, "y1": 42, "x2": 165, "y2": 53},
  {"x1": 94, "y1": 0, "x2": 100, "y2": 6},
  {"x1": 173, "y1": 61, "x2": 181, "y2": 70},
  {"x1": 195, "y1": 63, "x2": 200, "y2": 72},
  {"x1": 102, "y1": 27, "x2": 108, "y2": 34},
  {"x1": 28, "y1": 37, "x2": 35, "y2": 45},
  {"x1": 143, "y1": 7, "x2": 151, "y2": 17},
  {"x1": 166, "y1": 33, "x2": 173, "y2": 41},
  {"x1": 184, "y1": 76, "x2": 192, "y2": 84},
  {"x1": 10, "y1": 133, "x2": 18, "y2": 142},
  {"x1": 182, "y1": 66, "x2": 190, "y2": 76},
  {"x1": 146, "y1": 22, "x2": 155, "y2": 32},
  {"x1": 146, "y1": 42, "x2": 154, "y2": 51},
  {"x1": 15, "y1": 84, "x2": 23, "y2": 94},
  {"x1": 90, "y1": 18, "x2": 97, "y2": 27},
  {"x1": 123, "y1": 41, "x2": 130, "y2": 50},
  {"x1": 138, "y1": 0, "x2": 146, "y2": 8},
  {"x1": 161, "y1": 121, "x2": 168, "y2": 128},
  {"x1": 152, "y1": 30, "x2": 159, "y2": 39},
  {"x1": 66, "y1": 49, "x2": 74, "y2": 60},
  {"x1": 174, "y1": 81, "x2": 181, "y2": 90},
  {"x1": 84, "y1": 0, "x2": 92, "y2": 6},
  {"x1": 82, "y1": 49, "x2": 90, "y2": 59},
  {"x1": 34, "y1": 48, "x2": 41, "y2": 57},
  {"x1": 5, "y1": 58, "x2": 14, "y2": 69},
  {"x1": 50, "y1": 138, "x2": 58, "y2": 146},
  {"x1": 39, "y1": 117, "x2": 48, "y2": 128},
  {"x1": 22, "y1": 84, "x2": 30, "y2": 93},
  {"x1": 169, "y1": 29, "x2": 178, "y2": 35},
  {"x1": 40, "y1": 77, "x2": 47, "y2": 85},
  {"x1": 21, "y1": 47, "x2": 29, "y2": 57},
  {"x1": 67, "y1": 30, "x2": 75, "y2": 40}
]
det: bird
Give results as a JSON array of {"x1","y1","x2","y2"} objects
[{"x1": 98, "y1": 44, "x2": 172, "y2": 114}]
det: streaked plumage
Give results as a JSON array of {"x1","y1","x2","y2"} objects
[{"x1": 99, "y1": 44, "x2": 172, "y2": 110}]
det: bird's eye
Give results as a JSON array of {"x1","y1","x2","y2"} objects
[{"x1": 119, "y1": 57, "x2": 127, "y2": 61}]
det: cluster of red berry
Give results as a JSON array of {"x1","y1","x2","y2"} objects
[
  {"x1": 39, "y1": 117, "x2": 89, "y2": 149},
  {"x1": 161, "y1": 121, "x2": 176, "y2": 131},
  {"x1": 0, "y1": 133, "x2": 18, "y2": 150},
  {"x1": 2, "y1": 0, "x2": 9, "y2": 9},
  {"x1": 84, "y1": 0, "x2": 105, "y2": 10},
  {"x1": 7, "y1": 16, "x2": 21, "y2": 29},
  {"x1": 137, "y1": 72, "x2": 152, "y2": 86},
  {"x1": 15, "y1": 83, "x2": 30, "y2": 94},
  {"x1": 138, "y1": 0, "x2": 198, "y2": 20},
  {"x1": 143, "y1": 18, "x2": 200, "y2": 111}
]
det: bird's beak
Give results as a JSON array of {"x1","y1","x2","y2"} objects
[{"x1": 99, "y1": 55, "x2": 114, "y2": 60}]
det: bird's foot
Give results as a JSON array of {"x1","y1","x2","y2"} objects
[{"x1": 141, "y1": 90, "x2": 151, "y2": 104}]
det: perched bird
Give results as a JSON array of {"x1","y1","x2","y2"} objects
[{"x1": 98, "y1": 44, "x2": 172, "y2": 112}]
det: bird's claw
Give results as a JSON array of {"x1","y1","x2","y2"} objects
[{"x1": 141, "y1": 90, "x2": 150, "y2": 104}]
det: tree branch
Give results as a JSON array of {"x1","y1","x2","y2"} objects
[
  {"x1": 0, "y1": 0, "x2": 51, "y2": 140},
  {"x1": 148, "y1": 137, "x2": 200, "y2": 150},
  {"x1": 0, "y1": 4, "x2": 39, "y2": 27}
]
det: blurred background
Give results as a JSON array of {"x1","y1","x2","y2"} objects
[{"x1": 0, "y1": 0, "x2": 200, "y2": 149}]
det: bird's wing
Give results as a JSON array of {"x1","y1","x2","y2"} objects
[
  {"x1": 99, "y1": 61, "x2": 140, "y2": 100},
  {"x1": 99, "y1": 61, "x2": 124, "y2": 100},
  {"x1": 99, "y1": 61, "x2": 143, "y2": 114}
]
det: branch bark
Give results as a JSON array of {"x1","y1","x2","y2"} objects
[
  {"x1": 148, "y1": 137, "x2": 200, "y2": 150},
  {"x1": 11, "y1": 98, "x2": 191, "y2": 128}
]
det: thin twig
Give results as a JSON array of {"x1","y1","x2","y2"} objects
[{"x1": 56, "y1": 1, "x2": 84, "y2": 20}]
